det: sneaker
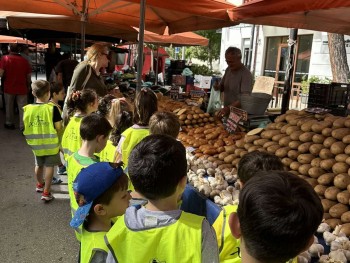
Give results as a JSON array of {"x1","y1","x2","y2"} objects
[
  {"x1": 36, "y1": 183, "x2": 44, "y2": 193},
  {"x1": 52, "y1": 177, "x2": 63, "y2": 185},
  {"x1": 57, "y1": 166, "x2": 67, "y2": 175},
  {"x1": 41, "y1": 192, "x2": 54, "y2": 202}
]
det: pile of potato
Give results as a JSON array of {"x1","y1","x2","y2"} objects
[{"x1": 220, "y1": 109, "x2": 350, "y2": 229}]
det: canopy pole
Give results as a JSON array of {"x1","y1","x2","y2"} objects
[
  {"x1": 155, "y1": 44, "x2": 159, "y2": 85},
  {"x1": 35, "y1": 43, "x2": 38, "y2": 80},
  {"x1": 281, "y1": 28, "x2": 298, "y2": 114},
  {"x1": 80, "y1": 0, "x2": 87, "y2": 62},
  {"x1": 248, "y1": 25, "x2": 255, "y2": 71},
  {"x1": 137, "y1": 0, "x2": 146, "y2": 91}
]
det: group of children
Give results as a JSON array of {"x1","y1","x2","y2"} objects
[{"x1": 22, "y1": 79, "x2": 324, "y2": 263}]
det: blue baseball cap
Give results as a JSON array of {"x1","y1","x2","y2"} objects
[{"x1": 70, "y1": 162, "x2": 124, "y2": 229}]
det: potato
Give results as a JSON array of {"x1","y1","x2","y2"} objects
[
  {"x1": 235, "y1": 148, "x2": 245, "y2": 156},
  {"x1": 301, "y1": 120, "x2": 318, "y2": 132},
  {"x1": 275, "y1": 122, "x2": 286, "y2": 129},
  {"x1": 247, "y1": 145, "x2": 261, "y2": 153},
  {"x1": 345, "y1": 145, "x2": 350, "y2": 155},
  {"x1": 333, "y1": 173, "x2": 350, "y2": 189},
  {"x1": 275, "y1": 114, "x2": 287, "y2": 123},
  {"x1": 285, "y1": 126, "x2": 300, "y2": 135},
  {"x1": 311, "y1": 158, "x2": 322, "y2": 167},
  {"x1": 235, "y1": 139, "x2": 245, "y2": 148},
  {"x1": 333, "y1": 117, "x2": 347, "y2": 128},
  {"x1": 342, "y1": 134, "x2": 350, "y2": 144},
  {"x1": 319, "y1": 159, "x2": 337, "y2": 171},
  {"x1": 308, "y1": 167, "x2": 326, "y2": 179},
  {"x1": 321, "y1": 199, "x2": 337, "y2": 212},
  {"x1": 297, "y1": 154, "x2": 314, "y2": 164},
  {"x1": 330, "y1": 141, "x2": 346, "y2": 155},
  {"x1": 312, "y1": 134, "x2": 326, "y2": 144},
  {"x1": 346, "y1": 157, "x2": 350, "y2": 166},
  {"x1": 324, "y1": 115, "x2": 339, "y2": 122},
  {"x1": 244, "y1": 135, "x2": 261, "y2": 143},
  {"x1": 337, "y1": 191, "x2": 350, "y2": 205},
  {"x1": 309, "y1": 144, "x2": 324, "y2": 156},
  {"x1": 289, "y1": 131, "x2": 303, "y2": 141},
  {"x1": 281, "y1": 157, "x2": 293, "y2": 167},
  {"x1": 253, "y1": 138, "x2": 269, "y2": 146},
  {"x1": 280, "y1": 123, "x2": 293, "y2": 134},
  {"x1": 297, "y1": 142, "x2": 313, "y2": 153},
  {"x1": 319, "y1": 149, "x2": 335, "y2": 160},
  {"x1": 340, "y1": 223, "x2": 350, "y2": 235},
  {"x1": 345, "y1": 118, "x2": 350, "y2": 128},
  {"x1": 314, "y1": 185, "x2": 327, "y2": 196},
  {"x1": 267, "y1": 145, "x2": 281, "y2": 154},
  {"x1": 323, "y1": 137, "x2": 338, "y2": 149},
  {"x1": 305, "y1": 178, "x2": 318, "y2": 188},
  {"x1": 218, "y1": 152, "x2": 230, "y2": 160},
  {"x1": 244, "y1": 143, "x2": 254, "y2": 151},
  {"x1": 299, "y1": 132, "x2": 316, "y2": 142},
  {"x1": 329, "y1": 203, "x2": 349, "y2": 218},
  {"x1": 317, "y1": 173, "x2": 336, "y2": 186},
  {"x1": 285, "y1": 114, "x2": 299, "y2": 125},
  {"x1": 278, "y1": 136, "x2": 293, "y2": 147},
  {"x1": 232, "y1": 158, "x2": 241, "y2": 167},
  {"x1": 288, "y1": 150, "x2": 300, "y2": 160},
  {"x1": 275, "y1": 147, "x2": 290, "y2": 158},
  {"x1": 239, "y1": 150, "x2": 248, "y2": 158},
  {"x1": 322, "y1": 127, "x2": 333, "y2": 137},
  {"x1": 332, "y1": 128, "x2": 350, "y2": 140},
  {"x1": 265, "y1": 122, "x2": 277, "y2": 130},
  {"x1": 290, "y1": 161, "x2": 301, "y2": 171},
  {"x1": 332, "y1": 162, "x2": 349, "y2": 174},
  {"x1": 335, "y1": 154, "x2": 349, "y2": 163},
  {"x1": 263, "y1": 141, "x2": 278, "y2": 149},
  {"x1": 298, "y1": 174, "x2": 308, "y2": 180},
  {"x1": 260, "y1": 130, "x2": 280, "y2": 139},
  {"x1": 311, "y1": 121, "x2": 332, "y2": 133},
  {"x1": 341, "y1": 212, "x2": 350, "y2": 223},
  {"x1": 271, "y1": 133, "x2": 287, "y2": 142},
  {"x1": 298, "y1": 164, "x2": 312, "y2": 175},
  {"x1": 324, "y1": 186, "x2": 341, "y2": 201},
  {"x1": 288, "y1": 141, "x2": 303, "y2": 150},
  {"x1": 325, "y1": 218, "x2": 342, "y2": 229},
  {"x1": 323, "y1": 213, "x2": 332, "y2": 220}
]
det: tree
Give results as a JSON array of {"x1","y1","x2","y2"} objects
[{"x1": 328, "y1": 33, "x2": 350, "y2": 83}]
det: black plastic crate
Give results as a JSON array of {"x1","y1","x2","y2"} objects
[
  {"x1": 328, "y1": 82, "x2": 350, "y2": 106},
  {"x1": 307, "y1": 83, "x2": 329, "y2": 107}
]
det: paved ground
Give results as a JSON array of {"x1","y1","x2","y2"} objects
[{"x1": 0, "y1": 106, "x2": 78, "y2": 262}]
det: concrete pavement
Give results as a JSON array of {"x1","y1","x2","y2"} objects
[{"x1": 0, "y1": 108, "x2": 78, "y2": 262}]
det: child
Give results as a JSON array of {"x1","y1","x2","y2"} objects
[
  {"x1": 98, "y1": 95, "x2": 132, "y2": 162},
  {"x1": 149, "y1": 111, "x2": 181, "y2": 139},
  {"x1": 116, "y1": 88, "x2": 158, "y2": 170},
  {"x1": 23, "y1": 80, "x2": 62, "y2": 201},
  {"x1": 228, "y1": 171, "x2": 323, "y2": 263},
  {"x1": 49, "y1": 82, "x2": 66, "y2": 182},
  {"x1": 66, "y1": 113, "x2": 112, "y2": 237},
  {"x1": 105, "y1": 135, "x2": 219, "y2": 263},
  {"x1": 70, "y1": 162, "x2": 131, "y2": 263},
  {"x1": 212, "y1": 151, "x2": 285, "y2": 263},
  {"x1": 61, "y1": 89, "x2": 98, "y2": 161}
]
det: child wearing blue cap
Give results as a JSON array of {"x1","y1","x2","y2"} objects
[{"x1": 70, "y1": 162, "x2": 131, "y2": 263}]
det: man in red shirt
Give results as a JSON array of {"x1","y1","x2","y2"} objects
[{"x1": 0, "y1": 43, "x2": 32, "y2": 130}]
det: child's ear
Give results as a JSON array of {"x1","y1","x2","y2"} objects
[
  {"x1": 93, "y1": 204, "x2": 107, "y2": 216},
  {"x1": 228, "y1": 212, "x2": 241, "y2": 239},
  {"x1": 96, "y1": 134, "x2": 106, "y2": 143}
]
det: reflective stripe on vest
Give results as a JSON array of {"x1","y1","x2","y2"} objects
[
  {"x1": 61, "y1": 116, "x2": 83, "y2": 161},
  {"x1": 23, "y1": 104, "x2": 59, "y2": 156},
  {"x1": 105, "y1": 211, "x2": 203, "y2": 263},
  {"x1": 81, "y1": 229, "x2": 108, "y2": 263},
  {"x1": 212, "y1": 205, "x2": 241, "y2": 263}
]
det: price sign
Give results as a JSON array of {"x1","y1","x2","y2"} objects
[
  {"x1": 225, "y1": 106, "x2": 247, "y2": 133},
  {"x1": 190, "y1": 89, "x2": 206, "y2": 99},
  {"x1": 170, "y1": 86, "x2": 180, "y2": 100}
]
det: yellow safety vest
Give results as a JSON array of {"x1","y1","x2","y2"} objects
[
  {"x1": 61, "y1": 115, "x2": 83, "y2": 161},
  {"x1": 66, "y1": 152, "x2": 99, "y2": 241},
  {"x1": 212, "y1": 205, "x2": 241, "y2": 263},
  {"x1": 121, "y1": 127, "x2": 149, "y2": 169},
  {"x1": 23, "y1": 104, "x2": 59, "y2": 156},
  {"x1": 105, "y1": 211, "x2": 203, "y2": 263},
  {"x1": 99, "y1": 140, "x2": 116, "y2": 162},
  {"x1": 81, "y1": 228, "x2": 108, "y2": 263}
]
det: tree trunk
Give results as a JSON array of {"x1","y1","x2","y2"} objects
[{"x1": 328, "y1": 33, "x2": 350, "y2": 83}]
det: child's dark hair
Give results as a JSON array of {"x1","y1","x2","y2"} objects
[
  {"x1": 149, "y1": 111, "x2": 180, "y2": 138},
  {"x1": 128, "y1": 134, "x2": 186, "y2": 200},
  {"x1": 80, "y1": 113, "x2": 112, "y2": 141},
  {"x1": 237, "y1": 151, "x2": 284, "y2": 184},
  {"x1": 32, "y1": 80, "x2": 50, "y2": 98},
  {"x1": 50, "y1": 82, "x2": 64, "y2": 98},
  {"x1": 97, "y1": 94, "x2": 116, "y2": 117},
  {"x1": 133, "y1": 88, "x2": 158, "y2": 126},
  {"x1": 64, "y1": 89, "x2": 97, "y2": 125},
  {"x1": 237, "y1": 171, "x2": 323, "y2": 263},
  {"x1": 110, "y1": 111, "x2": 133, "y2": 146}
]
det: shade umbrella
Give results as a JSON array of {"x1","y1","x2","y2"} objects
[
  {"x1": 0, "y1": 35, "x2": 34, "y2": 45},
  {"x1": 228, "y1": 0, "x2": 350, "y2": 35}
]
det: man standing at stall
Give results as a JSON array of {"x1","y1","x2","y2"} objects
[
  {"x1": 216, "y1": 47, "x2": 253, "y2": 117},
  {"x1": 0, "y1": 43, "x2": 31, "y2": 130}
]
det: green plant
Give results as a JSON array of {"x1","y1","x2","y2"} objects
[
  {"x1": 190, "y1": 64, "x2": 220, "y2": 76},
  {"x1": 300, "y1": 75, "x2": 332, "y2": 95}
]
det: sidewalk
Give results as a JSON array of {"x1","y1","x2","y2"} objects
[{"x1": 0, "y1": 109, "x2": 78, "y2": 262}]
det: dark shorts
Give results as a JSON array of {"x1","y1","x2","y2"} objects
[{"x1": 34, "y1": 153, "x2": 61, "y2": 167}]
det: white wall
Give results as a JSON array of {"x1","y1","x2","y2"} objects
[{"x1": 220, "y1": 24, "x2": 350, "y2": 81}]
